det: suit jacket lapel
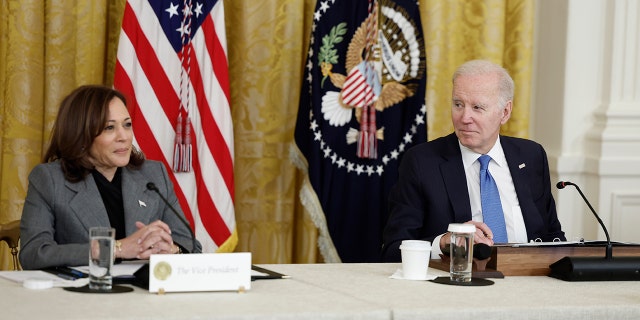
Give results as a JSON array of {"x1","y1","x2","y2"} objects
[
  {"x1": 67, "y1": 175, "x2": 110, "y2": 231},
  {"x1": 501, "y1": 137, "x2": 534, "y2": 216},
  {"x1": 441, "y1": 134, "x2": 472, "y2": 222},
  {"x1": 121, "y1": 168, "x2": 158, "y2": 234}
]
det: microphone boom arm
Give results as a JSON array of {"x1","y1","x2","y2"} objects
[
  {"x1": 146, "y1": 182, "x2": 197, "y2": 253},
  {"x1": 557, "y1": 181, "x2": 611, "y2": 245}
]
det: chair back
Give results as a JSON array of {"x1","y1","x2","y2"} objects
[{"x1": 0, "y1": 220, "x2": 20, "y2": 270}]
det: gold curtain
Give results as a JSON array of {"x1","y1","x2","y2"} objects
[{"x1": 0, "y1": 0, "x2": 533, "y2": 269}]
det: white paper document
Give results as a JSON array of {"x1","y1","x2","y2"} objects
[{"x1": 0, "y1": 270, "x2": 88, "y2": 287}]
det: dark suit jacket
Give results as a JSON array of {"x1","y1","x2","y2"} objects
[
  {"x1": 381, "y1": 133, "x2": 565, "y2": 262},
  {"x1": 19, "y1": 160, "x2": 202, "y2": 269}
]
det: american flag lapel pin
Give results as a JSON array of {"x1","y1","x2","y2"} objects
[
  {"x1": 519, "y1": 163, "x2": 526, "y2": 169},
  {"x1": 138, "y1": 200, "x2": 147, "y2": 207}
]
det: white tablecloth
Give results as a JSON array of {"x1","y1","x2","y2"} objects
[
  {"x1": 2, "y1": 263, "x2": 639, "y2": 320},
  {"x1": 265, "y1": 263, "x2": 640, "y2": 320}
]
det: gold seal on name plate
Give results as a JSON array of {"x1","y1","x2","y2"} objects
[{"x1": 153, "y1": 261, "x2": 172, "y2": 281}]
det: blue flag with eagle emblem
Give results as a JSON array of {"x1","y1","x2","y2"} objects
[{"x1": 292, "y1": 0, "x2": 427, "y2": 262}]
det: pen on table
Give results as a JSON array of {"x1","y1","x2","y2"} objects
[
  {"x1": 55, "y1": 267, "x2": 87, "y2": 278},
  {"x1": 55, "y1": 273, "x2": 77, "y2": 281}
]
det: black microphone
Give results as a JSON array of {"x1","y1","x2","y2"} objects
[
  {"x1": 146, "y1": 182, "x2": 197, "y2": 254},
  {"x1": 473, "y1": 243, "x2": 493, "y2": 260},
  {"x1": 550, "y1": 181, "x2": 640, "y2": 281},
  {"x1": 443, "y1": 243, "x2": 492, "y2": 260},
  {"x1": 556, "y1": 181, "x2": 612, "y2": 259},
  {"x1": 132, "y1": 182, "x2": 198, "y2": 290}
]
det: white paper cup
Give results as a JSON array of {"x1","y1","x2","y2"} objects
[{"x1": 400, "y1": 240, "x2": 431, "y2": 280}]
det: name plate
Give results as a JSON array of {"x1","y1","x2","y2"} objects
[{"x1": 148, "y1": 252, "x2": 251, "y2": 293}]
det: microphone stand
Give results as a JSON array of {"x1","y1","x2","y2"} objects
[
  {"x1": 133, "y1": 182, "x2": 198, "y2": 290},
  {"x1": 146, "y1": 182, "x2": 197, "y2": 253},
  {"x1": 550, "y1": 181, "x2": 640, "y2": 281},
  {"x1": 557, "y1": 181, "x2": 612, "y2": 260}
]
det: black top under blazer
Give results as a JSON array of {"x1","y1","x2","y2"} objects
[{"x1": 19, "y1": 160, "x2": 202, "y2": 269}]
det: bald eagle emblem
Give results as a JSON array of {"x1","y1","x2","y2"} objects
[{"x1": 318, "y1": 0, "x2": 424, "y2": 159}]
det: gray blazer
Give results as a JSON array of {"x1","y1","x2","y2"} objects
[{"x1": 19, "y1": 160, "x2": 202, "y2": 269}]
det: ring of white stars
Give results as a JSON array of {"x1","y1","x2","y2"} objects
[{"x1": 307, "y1": 104, "x2": 426, "y2": 177}]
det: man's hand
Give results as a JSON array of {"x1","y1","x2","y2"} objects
[{"x1": 439, "y1": 220, "x2": 495, "y2": 251}]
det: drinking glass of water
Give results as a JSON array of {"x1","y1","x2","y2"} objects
[
  {"x1": 89, "y1": 227, "x2": 115, "y2": 290},
  {"x1": 448, "y1": 223, "x2": 475, "y2": 282}
]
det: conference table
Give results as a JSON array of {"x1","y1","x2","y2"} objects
[{"x1": 2, "y1": 263, "x2": 639, "y2": 319}]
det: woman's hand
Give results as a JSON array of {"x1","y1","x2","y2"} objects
[{"x1": 114, "y1": 220, "x2": 180, "y2": 259}]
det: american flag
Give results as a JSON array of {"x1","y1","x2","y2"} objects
[{"x1": 114, "y1": 0, "x2": 236, "y2": 253}]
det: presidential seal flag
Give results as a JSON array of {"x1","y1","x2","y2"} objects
[
  {"x1": 292, "y1": 0, "x2": 426, "y2": 262},
  {"x1": 114, "y1": 0, "x2": 236, "y2": 253}
]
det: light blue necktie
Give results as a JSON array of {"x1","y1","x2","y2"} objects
[{"x1": 478, "y1": 155, "x2": 508, "y2": 243}]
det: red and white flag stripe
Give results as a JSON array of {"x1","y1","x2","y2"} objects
[
  {"x1": 342, "y1": 67, "x2": 375, "y2": 108},
  {"x1": 114, "y1": 0, "x2": 236, "y2": 253}
]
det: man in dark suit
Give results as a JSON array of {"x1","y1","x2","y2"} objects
[{"x1": 381, "y1": 60, "x2": 565, "y2": 262}]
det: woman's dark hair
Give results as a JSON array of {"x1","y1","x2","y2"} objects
[{"x1": 43, "y1": 85, "x2": 145, "y2": 182}]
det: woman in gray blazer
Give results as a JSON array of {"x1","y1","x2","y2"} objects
[{"x1": 19, "y1": 85, "x2": 202, "y2": 270}]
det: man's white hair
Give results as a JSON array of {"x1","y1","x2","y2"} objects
[{"x1": 452, "y1": 59, "x2": 515, "y2": 109}]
